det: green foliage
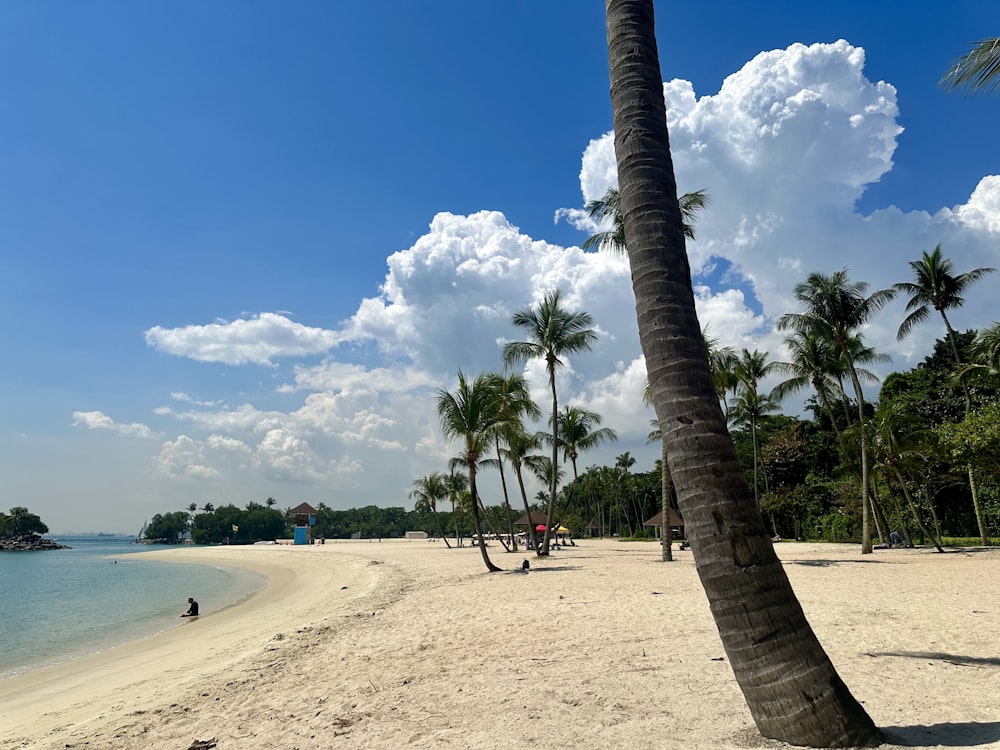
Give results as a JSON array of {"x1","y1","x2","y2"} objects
[
  {"x1": 144, "y1": 511, "x2": 189, "y2": 542},
  {"x1": 0, "y1": 506, "x2": 49, "y2": 536},
  {"x1": 937, "y1": 402, "x2": 1000, "y2": 474}
]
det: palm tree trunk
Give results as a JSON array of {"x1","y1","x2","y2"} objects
[
  {"x1": 845, "y1": 362, "x2": 874, "y2": 554},
  {"x1": 513, "y1": 464, "x2": 538, "y2": 550},
  {"x1": 432, "y1": 508, "x2": 452, "y2": 548},
  {"x1": 606, "y1": 2, "x2": 880, "y2": 744},
  {"x1": 890, "y1": 464, "x2": 944, "y2": 552},
  {"x1": 541, "y1": 366, "x2": 559, "y2": 556},
  {"x1": 495, "y1": 439, "x2": 518, "y2": 550},
  {"x1": 661, "y1": 441, "x2": 673, "y2": 562},
  {"x1": 469, "y1": 467, "x2": 500, "y2": 572}
]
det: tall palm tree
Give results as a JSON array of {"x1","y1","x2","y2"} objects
[
  {"x1": 485, "y1": 371, "x2": 542, "y2": 550},
  {"x1": 502, "y1": 289, "x2": 597, "y2": 555},
  {"x1": 409, "y1": 472, "x2": 451, "y2": 548},
  {"x1": 583, "y1": 185, "x2": 709, "y2": 252},
  {"x1": 778, "y1": 270, "x2": 895, "y2": 554},
  {"x1": 967, "y1": 322, "x2": 1000, "y2": 378},
  {"x1": 498, "y1": 428, "x2": 546, "y2": 550},
  {"x1": 554, "y1": 405, "x2": 618, "y2": 481},
  {"x1": 730, "y1": 349, "x2": 778, "y2": 504},
  {"x1": 443, "y1": 470, "x2": 468, "y2": 547},
  {"x1": 436, "y1": 371, "x2": 503, "y2": 571},
  {"x1": 895, "y1": 245, "x2": 995, "y2": 544},
  {"x1": 941, "y1": 38, "x2": 1000, "y2": 93},
  {"x1": 605, "y1": 1, "x2": 879, "y2": 744}
]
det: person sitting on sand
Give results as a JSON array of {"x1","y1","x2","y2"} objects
[{"x1": 181, "y1": 597, "x2": 199, "y2": 617}]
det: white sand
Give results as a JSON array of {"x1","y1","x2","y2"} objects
[{"x1": 0, "y1": 540, "x2": 997, "y2": 750}]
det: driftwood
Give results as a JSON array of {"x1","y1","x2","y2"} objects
[{"x1": 187, "y1": 739, "x2": 217, "y2": 750}]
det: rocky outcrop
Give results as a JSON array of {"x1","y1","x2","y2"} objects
[{"x1": 0, "y1": 533, "x2": 71, "y2": 551}]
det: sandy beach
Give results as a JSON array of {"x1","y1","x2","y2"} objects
[{"x1": 0, "y1": 539, "x2": 997, "y2": 750}]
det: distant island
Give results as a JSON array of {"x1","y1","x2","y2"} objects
[{"x1": 0, "y1": 506, "x2": 70, "y2": 550}]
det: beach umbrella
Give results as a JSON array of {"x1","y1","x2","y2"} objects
[
  {"x1": 535, "y1": 524, "x2": 547, "y2": 532},
  {"x1": 556, "y1": 525, "x2": 570, "y2": 534}
]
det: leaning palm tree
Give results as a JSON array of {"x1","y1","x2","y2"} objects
[
  {"x1": 895, "y1": 245, "x2": 995, "y2": 544},
  {"x1": 502, "y1": 289, "x2": 597, "y2": 556},
  {"x1": 409, "y1": 472, "x2": 451, "y2": 548},
  {"x1": 941, "y1": 38, "x2": 1000, "y2": 93},
  {"x1": 778, "y1": 270, "x2": 895, "y2": 555},
  {"x1": 583, "y1": 185, "x2": 709, "y2": 252},
  {"x1": 554, "y1": 405, "x2": 618, "y2": 482},
  {"x1": 604, "y1": 1, "x2": 879, "y2": 744},
  {"x1": 436, "y1": 371, "x2": 503, "y2": 572}
]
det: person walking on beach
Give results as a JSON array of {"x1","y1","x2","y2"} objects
[{"x1": 181, "y1": 597, "x2": 199, "y2": 617}]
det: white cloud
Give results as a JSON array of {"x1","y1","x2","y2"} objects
[
  {"x1": 145, "y1": 312, "x2": 344, "y2": 365},
  {"x1": 72, "y1": 411, "x2": 156, "y2": 439},
  {"x1": 101, "y1": 39, "x2": 1000, "y2": 514}
]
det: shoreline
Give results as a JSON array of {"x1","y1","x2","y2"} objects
[{"x1": 1, "y1": 540, "x2": 997, "y2": 750}]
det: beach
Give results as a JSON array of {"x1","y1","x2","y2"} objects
[{"x1": 0, "y1": 540, "x2": 997, "y2": 750}]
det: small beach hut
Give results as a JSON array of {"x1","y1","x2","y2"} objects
[
  {"x1": 643, "y1": 509, "x2": 685, "y2": 540},
  {"x1": 513, "y1": 511, "x2": 549, "y2": 528}
]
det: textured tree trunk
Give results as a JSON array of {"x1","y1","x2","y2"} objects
[
  {"x1": 661, "y1": 440, "x2": 673, "y2": 561},
  {"x1": 540, "y1": 365, "x2": 559, "y2": 556},
  {"x1": 469, "y1": 466, "x2": 500, "y2": 572},
  {"x1": 605, "y1": 2, "x2": 880, "y2": 745},
  {"x1": 890, "y1": 464, "x2": 944, "y2": 552}
]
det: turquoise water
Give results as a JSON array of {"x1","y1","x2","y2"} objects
[{"x1": 0, "y1": 536, "x2": 266, "y2": 679}]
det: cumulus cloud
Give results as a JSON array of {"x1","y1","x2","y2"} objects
[
  {"x1": 127, "y1": 39, "x2": 997, "y2": 511},
  {"x1": 145, "y1": 312, "x2": 344, "y2": 365},
  {"x1": 72, "y1": 411, "x2": 156, "y2": 439}
]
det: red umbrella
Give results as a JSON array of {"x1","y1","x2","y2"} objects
[{"x1": 535, "y1": 524, "x2": 547, "y2": 532}]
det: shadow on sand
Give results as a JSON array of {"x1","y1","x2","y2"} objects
[
  {"x1": 883, "y1": 721, "x2": 1000, "y2": 747},
  {"x1": 787, "y1": 558, "x2": 887, "y2": 567},
  {"x1": 866, "y1": 650, "x2": 1000, "y2": 667}
]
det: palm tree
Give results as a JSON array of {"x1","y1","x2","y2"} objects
[
  {"x1": 604, "y1": 1, "x2": 879, "y2": 744},
  {"x1": 583, "y1": 185, "x2": 709, "y2": 252},
  {"x1": 778, "y1": 270, "x2": 895, "y2": 554},
  {"x1": 436, "y1": 371, "x2": 503, "y2": 571},
  {"x1": 485, "y1": 371, "x2": 542, "y2": 551},
  {"x1": 730, "y1": 349, "x2": 778, "y2": 504},
  {"x1": 444, "y1": 468, "x2": 468, "y2": 547},
  {"x1": 772, "y1": 329, "x2": 847, "y2": 439},
  {"x1": 941, "y1": 38, "x2": 1000, "y2": 93},
  {"x1": 409, "y1": 472, "x2": 451, "y2": 548},
  {"x1": 498, "y1": 428, "x2": 547, "y2": 550},
  {"x1": 554, "y1": 405, "x2": 618, "y2": 481},
  {"x1": 867, "y1": 402, "x2": 945, "y2": 552},
  {"x1": 895, "y1": 245, "x2": 995, "y2": 544},
  {"x1": 502, "y1": 289, "x2": 597, "y2": 555},
  {"x1": 895, "y1": 245, "x2": 995, "y2": 356},
  {"x1": 967, "y1": 322, "x2": 1000, "y2": 378}
]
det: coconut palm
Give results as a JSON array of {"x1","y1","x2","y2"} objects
[
  {"x1": 941, "y1": 38, "x2": 1000, "y2": 93},
  {"x1": 895, "y1": 245, "x2": 995, "y2": 543},
  {"x1": 443, "y1": 470, "x2": 468, "y2": 546},
  {"x1": 968, "y1": 322, "x2": 1000, "y2": 378},
  {"x1": 583, "y1": 185, "x2": 709, "y2": 252},
  {"x1": 605, "y1": 1, "x2": 878, "y2": 743},
  {"x1": 778, "y1": 270, "x2": 895, "y2": 554},
  {"x1": 867, "y1": 402, "x2": 944, "y2": 552},
  {"x1": 498, "y1": 428, "x2": 547, "y2": 550},
  {"x1": 409, "y1": 472, "x2": 451, "y2": 548},
  {"x1": 436, "y1": 371, "x2": 503, "y2": 571},
  {"x1": 502, "y1": 289, "x2": 597, "y2": 556},
  {"x1": 485, "y1": 371, "x2": 542, "y2": 550},
  {"x1": 772, "y1": 329, "x2": 848, "y2": 438},
  {"x1": 730, "y1": 349, "x2": 779, "y2": 504},
  {"x1": 554, "y1": 406, "x2": 618, "y2": 482},
  {"x1": 895, "y1": 245, "x2": 995, "y2": 355}
]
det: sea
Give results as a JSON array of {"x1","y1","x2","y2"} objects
[{"x1": 0, "y1": 535, "x2": 266, "y2": 680}]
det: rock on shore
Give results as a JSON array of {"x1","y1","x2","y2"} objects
[{"x1": 0, "y1": 533, "x2": 71, "y2": 551}]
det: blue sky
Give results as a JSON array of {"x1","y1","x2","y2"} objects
[{"x1": 2, "y1": 2, "x2": 998, "y2": 533}]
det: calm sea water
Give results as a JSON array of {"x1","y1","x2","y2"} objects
[{"x1": 0, "y1": 536, "x2": 266, "y2": 679}]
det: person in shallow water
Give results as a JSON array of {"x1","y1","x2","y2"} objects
[{"x1": 181, "y1": 597, "x2": 199, "y2": 617}]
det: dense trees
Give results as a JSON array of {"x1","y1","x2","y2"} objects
[{"x1": 0, "y1": 506, "x2": 49, "y2": 536}]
